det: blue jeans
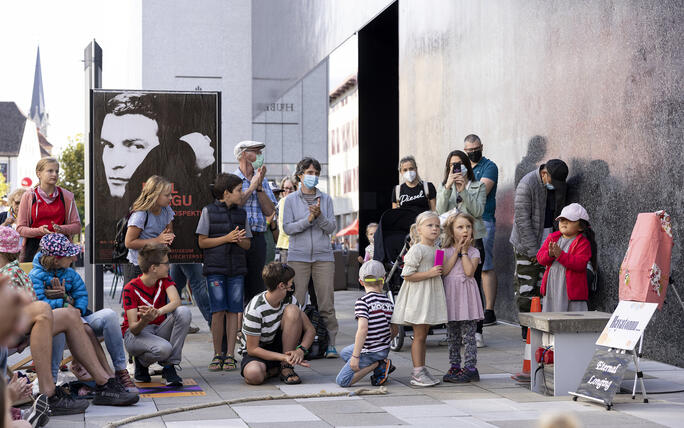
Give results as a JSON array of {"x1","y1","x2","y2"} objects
[
  {"x1": 206, "y1": 275, "x2": 244, "y2": 313},
  {"x1": 336, "y1": 344, "x2": 389, "y2": 387},
  {"x1": 171, "y1": 264, "x2": 211, "y2": 325},
  {"x1": 51, "y1": 308, "x2": 127, "y2": 379}
]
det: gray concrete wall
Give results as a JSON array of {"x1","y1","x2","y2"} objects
[{"x1": 399, "y1": 0, "x2": 684, "y2": 366}]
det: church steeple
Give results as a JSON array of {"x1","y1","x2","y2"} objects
[{"x1": 29, "y1": 46, "x2": 48, "y2": 137}]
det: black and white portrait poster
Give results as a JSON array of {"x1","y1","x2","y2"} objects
[{"x1": 90, "y1": 90, "x2": 220, "y2": 264}]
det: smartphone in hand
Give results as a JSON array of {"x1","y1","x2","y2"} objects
[{"x1": 452, "y1": 162, "x2": 461, "y2": 174}]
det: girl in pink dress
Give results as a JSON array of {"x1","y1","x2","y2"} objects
[{"x1": 441, "y1": 213, "x2": 483, "y2": 383}]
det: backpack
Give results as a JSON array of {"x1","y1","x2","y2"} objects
[
  {"x1": 303, "y1": 304, "x2": 329, "y2": 360},
  {"x1": 112, "y1": 211, "x2": 148, "y2": 264}
]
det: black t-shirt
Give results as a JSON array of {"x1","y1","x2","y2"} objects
[{"x1": 391, "y1": 182, "x2": 436, "y2": 211}]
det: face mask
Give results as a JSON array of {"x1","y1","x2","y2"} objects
[
  {"x1": 285, "y1": 287, "x2": 295, "y2": 301},
  {"x1": 467, "y1": 149, "x2": 483, "y2": 163},
  {"x1": 302, "y1": 174, "x2": 319, "y2": 189},
  {"x1": 545, "y1": 183, "x2": 555, "y2": 190},
  {"x1": 251, "y1": 153, "x2": 264, "y2": 169},
  {"x1": 403, "y1": 171, "x2": 417, "y2": 182},
  {"x1": 461, "y1": 165, "x2": 468, "y2": 176}
]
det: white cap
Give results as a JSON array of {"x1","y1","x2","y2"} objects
[
  {"x1": 234, "y1": 140, "x2": 265, "y2": 159},
  {"x1": 359, "y1": 260, "x2": 386, "y2": 281},
  {"x1": 555, "y1": 203, "x2": 589, "y2": 222}
]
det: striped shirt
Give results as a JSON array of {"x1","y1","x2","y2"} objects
[
  {"x1": 242, "y1": 291, "x2": 299, "y2": 348},
  {"x1": 355, "y1": 292, "x2": 394, "y2": 353}
]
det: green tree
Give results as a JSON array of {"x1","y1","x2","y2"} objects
[{"x1": 59, "y1": 134, "x2": 85, "y2": 223}]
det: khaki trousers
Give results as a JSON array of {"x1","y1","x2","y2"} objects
[{"x1": 288, "y1": 260, "x2": 338, "y2": 346}]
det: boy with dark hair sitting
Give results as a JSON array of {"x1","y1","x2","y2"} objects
[
  {"x1": 241, "y1": 262, "x2": 315, "y2": 385},
  {"x1": 122, "y1": 244, "x2": 191, "y2": 386}
]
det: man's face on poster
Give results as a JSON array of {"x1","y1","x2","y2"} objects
[{"x1": 100, "y1": 113, "x2": 160, "y2": 197}]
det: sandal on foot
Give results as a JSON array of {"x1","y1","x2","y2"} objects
[
  {"x1": 208, "y1": 355, "x2": 224, "y2": 371},
  {"x1": 280, "y1": 363, "x2": 301, "y2": 385},
  {"x1": 223, "y1": 355, "x2": 237, "y2": 371}
]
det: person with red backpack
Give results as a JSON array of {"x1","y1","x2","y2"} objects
[
  {"x1": 536, "y1": 203, "x2": 596, "y2": 312},
  {"x1": 16, "y1": 158, "x2": 81, "y2": 262}
]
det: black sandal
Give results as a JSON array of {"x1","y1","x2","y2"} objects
[{"x1": 279, "y1": 363, "x2": 301, "y2": 385}]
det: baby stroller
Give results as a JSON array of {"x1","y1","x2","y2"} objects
[{"x1": 373, "y1": 207, "x2": 446, "y2": 351}]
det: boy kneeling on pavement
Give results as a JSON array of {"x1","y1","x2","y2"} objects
[
  {"x1": 122, "y1": 244, "x2": 191, "y2": 386},
  {"x1": 241, "y1": 262, "x2": 315, "y2": 385},
  {"x1": 336, "y1": 260, "x2": 397, "y2": 387}
]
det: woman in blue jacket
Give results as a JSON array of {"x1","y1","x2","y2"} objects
[
  {"x1": 30, "y1": 233, "x2": 138, "y2": 392},
  {"x1": 282, "y1": 157, "x2": 339, "y2": 358}
]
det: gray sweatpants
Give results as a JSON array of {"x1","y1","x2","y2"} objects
[{"x1": 124, "y1": 306, "x2": 191, "y2": 367}]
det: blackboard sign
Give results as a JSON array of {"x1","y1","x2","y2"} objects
[{"x1": 573, "y1": 348, "x2": 631, "y2": 406}]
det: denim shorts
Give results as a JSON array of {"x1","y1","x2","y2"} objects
[
  {"x1": 482, "y1": 220, "x2": 496, "y2": 271},
  {"x1": 206, "y1": 274, "x2": 244, "y2": 313}
]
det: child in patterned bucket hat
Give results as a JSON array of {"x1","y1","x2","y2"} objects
[
  {"x1": 0, "y1": 226, "x2": 36, "y2": 300},
  {"x1": 30, "y1": 233, "x2": 139, "y2": 394}
]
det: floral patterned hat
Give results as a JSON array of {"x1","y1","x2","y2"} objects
[
  {"x1": 39, "y1": 233, "x2": 81, "y2": 257},
  {"x1": 0, "y1": 226, "x2": 22, "y2": 253}
]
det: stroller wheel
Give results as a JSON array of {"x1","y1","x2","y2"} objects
[{"x1": 390, "y1": 325, "x2": 405, "y2": 352}]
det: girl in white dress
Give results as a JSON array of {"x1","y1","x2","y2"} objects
[{"x1": 391, "y1": 211, "x2": 448, "y2": 387}]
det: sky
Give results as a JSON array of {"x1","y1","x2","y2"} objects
[{"x1": 0, "y1": 0, "x2": 140, "y2": 156}]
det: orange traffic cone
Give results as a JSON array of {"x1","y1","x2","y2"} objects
[{"x1": 511, "y1": 297, "x2": 541, "y2": 383}]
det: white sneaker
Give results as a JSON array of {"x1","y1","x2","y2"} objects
[
  {"x1": 424, "y1": 368, "x2": 441, "y2": 385},
  {"x1": 410, "y1": 368, "x2": 438, "y2": 387},
  {"x1": 476, "y1": 333, "x2": 486, "y2": 348}
]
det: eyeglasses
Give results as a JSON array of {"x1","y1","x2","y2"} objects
[{"x1": 282, "y1": 187, "x2": 294, "y2": 191}]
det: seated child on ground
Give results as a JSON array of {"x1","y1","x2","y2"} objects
[
  {"x1": 336, "y1": 260, "x2": 396, "y2": 387},
  {"x1": 30, "y1": 233, "x2": 137, "y2": 392},
  {"x1": 241, "y1": 262, "x2": 315, "y2": 385},
  {"x1": 121, "y1": 244, "x2": 191, "y2": 387}
]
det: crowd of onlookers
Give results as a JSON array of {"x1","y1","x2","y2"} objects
[{"x1": 0, "y1": 134, "x2": 597, "y2": 426}]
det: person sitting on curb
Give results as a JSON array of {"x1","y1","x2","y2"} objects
[
  {"x1": 122, "y1": 244, "x2": 191, "y2": 387},
  {"x1": 241, "y1": 262, "x2": 315, "y2": 385},
  {"x1": 30, "y1": 233, "x2": 138, "y2": 393},
  {"x1": 0, "y1": 227, "x2": 139, "y2": 416},
  {"x1": 336, "y1": 260, "x2": 397, "y2": 387}
]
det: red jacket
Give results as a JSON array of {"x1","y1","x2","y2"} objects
[{"x1": 537, "y1": 231, "x2": 591, "y2": 301}]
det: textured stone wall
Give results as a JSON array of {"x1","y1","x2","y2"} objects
[{"x1": 399, "y1": 0, "x2": 684, "y2": 366}]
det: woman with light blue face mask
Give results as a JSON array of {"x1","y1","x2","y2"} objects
[
  {"x1": 391, "y1": 156, "x2": 437, "y2": 213},
  {"x1": 281, "y1": 157, "x2": 340, "y2": 359}
]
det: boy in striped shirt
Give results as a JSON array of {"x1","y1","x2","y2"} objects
[
  {"x1": 336, "y1": 260, "x2": 397, "y2": 387},
  {"x1": 241, "y1": 263, "x2": 315, "y2": 385}
]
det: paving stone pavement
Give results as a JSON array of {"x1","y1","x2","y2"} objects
[{"x1": 24, "y1": 272, "x2": 683, "y2": 427}]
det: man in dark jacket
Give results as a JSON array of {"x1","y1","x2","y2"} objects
[{"x1": 509, "y1": 159, "x2": 568, "y2": 337}]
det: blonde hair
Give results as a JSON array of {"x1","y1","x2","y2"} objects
[
  {"x1": 442, "y1": 212, "x2": 475, "y2": 248},
  {"x1": 279, "y1": 176, "x2": 297, "y2": 191},
  {"x1": 365, "y1": 222, "x2": 378, "y2": 234},
  {"x1": 40, "y1": 255, "x2": 61, "y2": 271},
  {"x1": 409, "y1": 211, "x2": 440, "y2": 244},
  {"x1": 537, "y1": 412, "x2": 582, "y2": 428},
  {"x1": 398, "y1": 155, "x2": 422, "y2": 183},
  {"x1": 35, "y1": 157, "x2": 59, "y2": 184},
  {"x1": 132, "y1": 176, "x2": 172, "y2": 212}
]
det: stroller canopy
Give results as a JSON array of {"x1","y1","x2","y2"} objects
[{"x1": 373, "y1": 207, "x2": 421, "y2": 264}]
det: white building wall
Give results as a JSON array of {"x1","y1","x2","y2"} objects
[
  {"x1": 16, "y1": 123, "x2": 42, "y2": 189},
  {"x1": 141, "y1": 0, "x2": 252, "y2": 167}
]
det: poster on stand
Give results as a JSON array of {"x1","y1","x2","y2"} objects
[
  {"x1": 596, "y1": 301, "x2": 658, "y2": 350},
  {"x1": 90, "y1": 90, "x2": 221, "y2": 264}
]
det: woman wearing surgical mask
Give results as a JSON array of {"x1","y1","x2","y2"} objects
[
  {"x1": 391, "y1": 156, "x2": 437, "y2": 213},
  {"x1": 437, "y1": 150, "x2": 488, "y2": 348},
  {"x1": 282, "y1": 157, "x2": 340, "y2": 359}
]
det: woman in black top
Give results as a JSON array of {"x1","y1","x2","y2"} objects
[{"x1": 391, "y1": 155, "x2": 436, "y2": 213}]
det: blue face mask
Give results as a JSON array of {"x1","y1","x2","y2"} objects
[
  {"x1": 545, "y1": 183, "x2": 555, "y2": 190},
  {"x1": 461, "y1": 165, "x2": 468, "y2": 176},
  {"x1": 302, "y1": 174, "x2": 319, "y2": 189}
]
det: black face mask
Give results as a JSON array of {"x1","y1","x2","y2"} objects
[
  {"x1": 285, "y1": 288, "x2": 295, "y2": 301},
  {"x1": 467, "y1": 149, "x2": 483, "y2": 163}
]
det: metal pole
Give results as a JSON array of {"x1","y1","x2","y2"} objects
[{"x1": 84, "y1": 40, "x2": 104, "y2": 311}]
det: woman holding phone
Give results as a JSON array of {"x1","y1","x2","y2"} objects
[
  {"x1": 282, "y1": 157, "x2": 340, "y2": 358},
  {"x1": 436, "y1": 150, "x2": 487, "y2": 347}
]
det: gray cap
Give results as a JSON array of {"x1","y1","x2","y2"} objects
[
  {"x1": 359, "y1": 260, "x2": 386, "y2": 281},
  {"x1": 234, "y1": 140, "x2": 265, "y2": 159}
]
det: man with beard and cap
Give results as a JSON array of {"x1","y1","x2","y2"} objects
[{"x1": 509, "y1": 159, "x2": 568, "y2": 339}]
